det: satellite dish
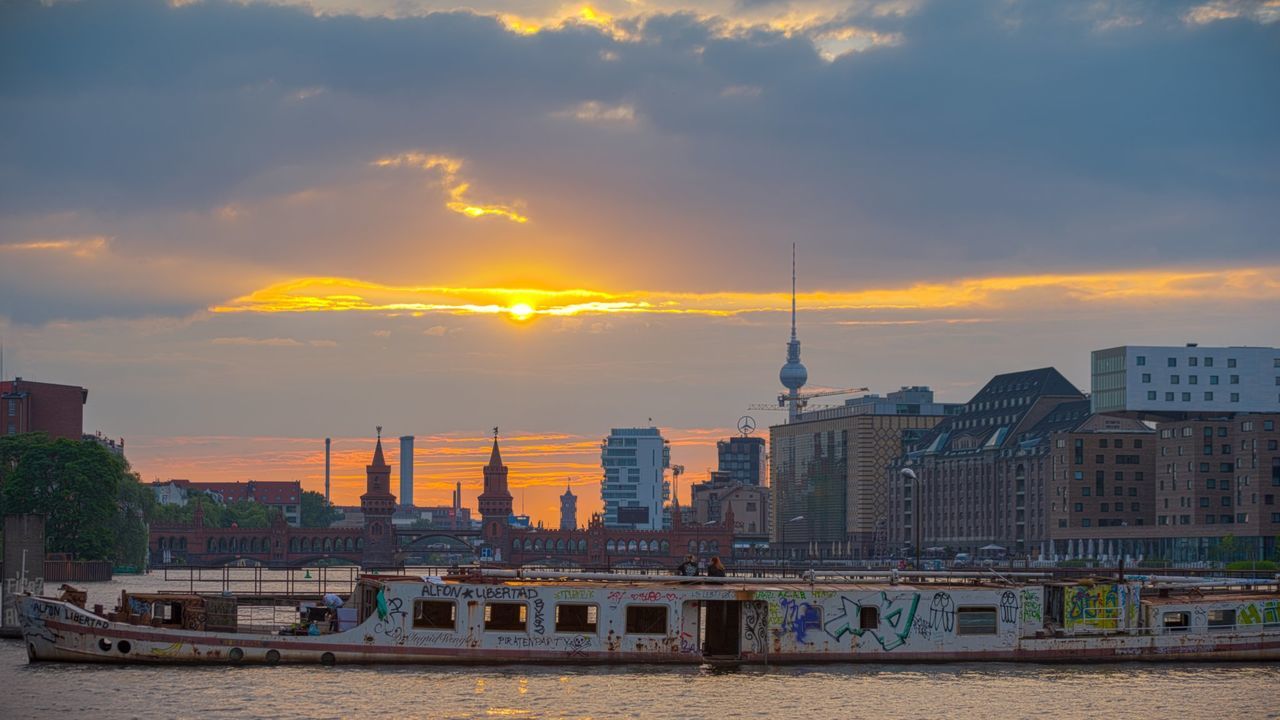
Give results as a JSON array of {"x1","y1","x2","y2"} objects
[{"x1": 737, "y1": 415, "x2": 757, "y2": 435}]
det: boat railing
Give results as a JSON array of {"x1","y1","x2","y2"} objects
[{"x1": 467, "y1": 568, "x2": 1051, "y2": 585}]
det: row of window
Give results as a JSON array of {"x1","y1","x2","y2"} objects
[
  {"x1": 1138, "y1": 355, "x2": 1247, "y2": 368},
  {"x1": 412, "y1": 600, "x2": 1004, "y2": 637},
  {"x1": 1141, "y1": 373, "x2": 1243, "y2": 385},
  {"x1": 1147, "y1": 391, "x2": 1243, "y2": 403}
]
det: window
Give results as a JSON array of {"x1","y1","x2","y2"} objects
[
  {"x1": 1208, "y1": 609, "x2": 1236, "y2": 630},
  {"x1": 1165, "y1": 392, "x2": 1175, "y2": 402},
  {"x1": 1168, "y1": 357, "x2": 1177, "y2": 367},
  {"x1": 1099, "y1": 439, "x2": 1109, "y2": 449},
  {"x1": 1147, "y1": 391, "x2": 1157, "y2": 401},
  {"x1": 1137, "y1": 355, "x2": 1146, "y2": 366},
  {"x1": 1101, "y1": 502, "x2": 1109, "y2": 512},
  {"x1": 1230, "y1": 375, "x2": 1240, "y2": 385},
  {"x1": 1210, "y1": 375, "x2": 1219, "y2": 385},
  {"x1": 1163, "y1": 612, "x2": 1190, "y2": 632},
  {"x1": 1189, "y1": 357, "x2": 1198, "y2": 367},
  {"x1": 555, "y1": 604, "x2": 598, "y2": 633},
  {"x1": 413, "y1": 600, "x2": 457, "y2": 629},
  {"x1": 1141, "y1": 373, "x2": 1151, "y2": 383},
  {"x1": 626, "y1": 605, "x2": 668, "y2": 635},
  {"x1": 956, "y1": 607, "x2": 998, "y2": 635},
  {"x1": 1205, "y1": 392, "x2": 1214, "y2": 401},
  {"x1": 1073, "y1": 503, "x2": 1084, "y2": 512},
  {"x1": 860, "y1": 606, "x2": 879, "y2": 630},
  {"x1": 1170, "y1": 375, "x2": 1180, "y2": 385},
  {"x1": 1082, "y1": 518, "x2": 1092, "y2": 527},
  {"x1": 5, "y1": 400, "x2": 13, "y2": 417},
  {"x1": 1182, "y1": 392, "x2": 1191, "y2": 402},
  {"x1": 1231, "y1": 393, "x2": 1240, "y2": 403},
  {"x1": 1200, "y1": 498, "x2": 1210, "y2": 508},
  {"x1": 1228, "y1": 358, "x2": 1237, "y2": 368},
  {"x1": 1189, "y1": 375, "x2": 1198, "y2": 385},
  {"x1": 484, "y1": 603, "x2": 528, "y2": 631}
]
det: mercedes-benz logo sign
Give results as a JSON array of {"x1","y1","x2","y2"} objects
[{"x1": 737, "y1": 415, "x2": 757, "y2": 435}]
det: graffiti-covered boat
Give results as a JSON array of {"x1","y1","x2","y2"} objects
[{"x1": 15, "y1": 569, "x2": 1280, "y2": 665}]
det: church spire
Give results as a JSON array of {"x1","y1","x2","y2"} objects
[
  {"x1": 370, "y1": 425, "x2": 387, "y2": 469},
  {"x1": 488, "y1": 426, "x2": 503, "y2": 468}
]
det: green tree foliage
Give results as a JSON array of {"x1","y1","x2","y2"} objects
[
  {"x1": 149, "y1": 492, "x2": 271, "y2": 529},
  {"x1": 300, "y1": 490, "x2": 341, "y2": 528},
  {"x1": 0, "y1": 433, "x2": 135, "y2": 562}
]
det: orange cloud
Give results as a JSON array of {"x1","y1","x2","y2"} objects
[
  {"x1": 209, "y1": 266, "x2": 1280, "y2": 320},
  {"x1": 372, "y1": 151, "x2": 529, "y2": 223}
]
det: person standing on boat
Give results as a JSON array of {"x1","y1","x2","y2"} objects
[
  {"x1": 707, "y1": 557, "x2": 727, "y2": 577},
  {"x1": 677, "y1": 555, "x2": 699, "y2": 576}
]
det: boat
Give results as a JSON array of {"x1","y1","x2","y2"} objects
[{"x1": 15, "y1": 569, "x2": 1280, "y2": 665}]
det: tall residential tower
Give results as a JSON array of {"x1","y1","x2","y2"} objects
[{"x1": 600, "y1": 427, "x2": 670, "y2": 530}]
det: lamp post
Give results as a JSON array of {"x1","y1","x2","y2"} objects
[
  {"x1": 901, "y1": 468, "x2": 919, "y2": 570},
  {"x1": 781, "y1": 515, "x2": 805, "y2": 576}
]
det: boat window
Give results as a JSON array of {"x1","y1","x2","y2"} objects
[
  {"x1": 859, "y1": 606, "x2": 879, "y2": 630},
  {"x1": 956, "y1": 607, "x2": 998, "y2": 635},
  {"x1": 413, "y1": 600, "x2": 457, "y2": 630},
  {"x1": 625, "y1": 605, "x2": 668, "y2": 635},
  {"x1": 555, "y1": 603, "x2": 598, "y2": 633},
  {"x1": 1207, "y1": 609, "x2": 1236, "y2": 631},
  {"x1": 484, "y1": 603, "x2": 528, "y2": 632},
  {"x1": 1163, "y1": 611, "x2": 1190, "y2": 632}
]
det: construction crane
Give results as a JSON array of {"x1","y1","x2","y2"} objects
[{"x1": 747, "y1": 386, "x2": 870, "y2": 415}]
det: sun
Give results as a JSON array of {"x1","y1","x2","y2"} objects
[{"x1": 509, "y1": 303, "x2": 535, "y2": 321}]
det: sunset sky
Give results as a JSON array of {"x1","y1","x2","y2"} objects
[{"x1": 1, "y1": 0, "x2": 1277, "y2": 525}]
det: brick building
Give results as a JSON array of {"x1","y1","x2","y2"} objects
[
  {"x1": 1, "y1": 378, "x2": 87, "y2": 440},
  {"x1": 151, "y1": 479, "x2": 304, "y2": 526},
  {"x1": 888, "y1": 368, "x2": 1088, "y2": 557}
]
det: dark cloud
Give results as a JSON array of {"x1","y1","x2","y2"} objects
[{"x1": 0, "y1": 0, "x2": 1277, "y2": 323}]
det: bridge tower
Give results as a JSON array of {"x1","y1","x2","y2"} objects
[
  {"x1": 477, "y1": 427, "x2": 513, "y2": 556},
  {"x1": 361, "y1": 426, "x2": 397, "y2": 567}
]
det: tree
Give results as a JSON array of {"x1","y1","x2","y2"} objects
[
  {"x1": 300, "y1": 490, "x2": 341, "y2": 528},
  {"x1": 0, "y1": 433, "x2": 126, "y2": 562}
]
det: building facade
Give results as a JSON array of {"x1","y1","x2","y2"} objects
[
  {"x1": 888, "y1": 368, "x2": 1088, "y2": 558},
  {"x1": 691, "y1": 479, "x2": 769, "y2": 548},
  {"x1": 600, "y1": 427, "x2": 670, "y2": 530},
  {"x1": 716, "y1": 435, "x2": 766, "y2": 486},
  {"x1": 150, "y1": 479, "x2": 304, "y2": 526},
  {"x1": 1, "y1": 378, "x2": 87, "y2": 440},
  {"x1": 771, "y1": 386, "x2": 955, "y2": 560},
  {"x1": 1092, "y1": 344, "x2": 1280, "y2": 415}
]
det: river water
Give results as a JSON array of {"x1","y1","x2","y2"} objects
[{"x1": 1, "y1": 572, "x2": 1276, "y2": 719}]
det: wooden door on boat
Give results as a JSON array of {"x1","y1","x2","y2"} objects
[{"x1": 702, "y1": 601, "x2": 742, "y2": 658}]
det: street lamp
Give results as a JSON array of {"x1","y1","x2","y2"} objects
[
  {"x1": 781, "y1": 515, "x2": 805, "y2": 575},
  {"x1": 901, "y1": 468, "x2": 919, "y2": 570}
]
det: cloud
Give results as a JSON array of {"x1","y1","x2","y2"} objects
[
  {"x1": 423, "y1": 324, "x2": 450, "y2": 336},
  {"x1": 554, "y1": 100, "x2": 637, "y2": 124},
  {"x1": 211, "y1": 336, "x2": 304, "y2": 346},
  {"x1": 0, "y1": 236, "x2": 110, "y2": 257},
  {"x1": 371, "y1": 151, "x2": 529, "y2": 223},
  {"x1": 208, "y1": 266, "x2": 1280, "y2": 319}
]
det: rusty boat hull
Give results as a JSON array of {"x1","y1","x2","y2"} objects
[{"x1": 17, "y1": 573, "x2": 1280, "y2": 666}]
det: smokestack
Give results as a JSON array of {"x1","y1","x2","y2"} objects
[
  {"x1": 324, "y1": 438, "x2": 331, "y2": 503},
  {"x1": 400, "y1": 435, "x2": 414, "y2": 508},
  {"x1": 454, "y1": 481, "x2": 462, "y2": 529}
]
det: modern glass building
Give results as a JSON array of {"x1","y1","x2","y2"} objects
[{"x1": 600, "y1": 427, "x2": 671, "y2": 530}]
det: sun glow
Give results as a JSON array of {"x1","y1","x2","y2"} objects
[
  {"x1": 509, "y1": 303, "x2": 535, "y2": 321},
  {"x1": 209, "y1": 266, "x2": 1280, "y2": 319}
]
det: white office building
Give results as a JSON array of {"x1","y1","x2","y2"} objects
[
  {"x1": 1092, "y1": 344, "x2": 1280, "y2": 414},
  {"x1": 600, "y1": 427, "x2": 671, "y2": 530}
]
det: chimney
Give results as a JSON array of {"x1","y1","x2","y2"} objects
[
  {"x1": 324, "y1": 437, "x2": 331, "y2": 503},
  {"x1": 400, "y1": 435, "x2": 415, "y2": 508}
]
